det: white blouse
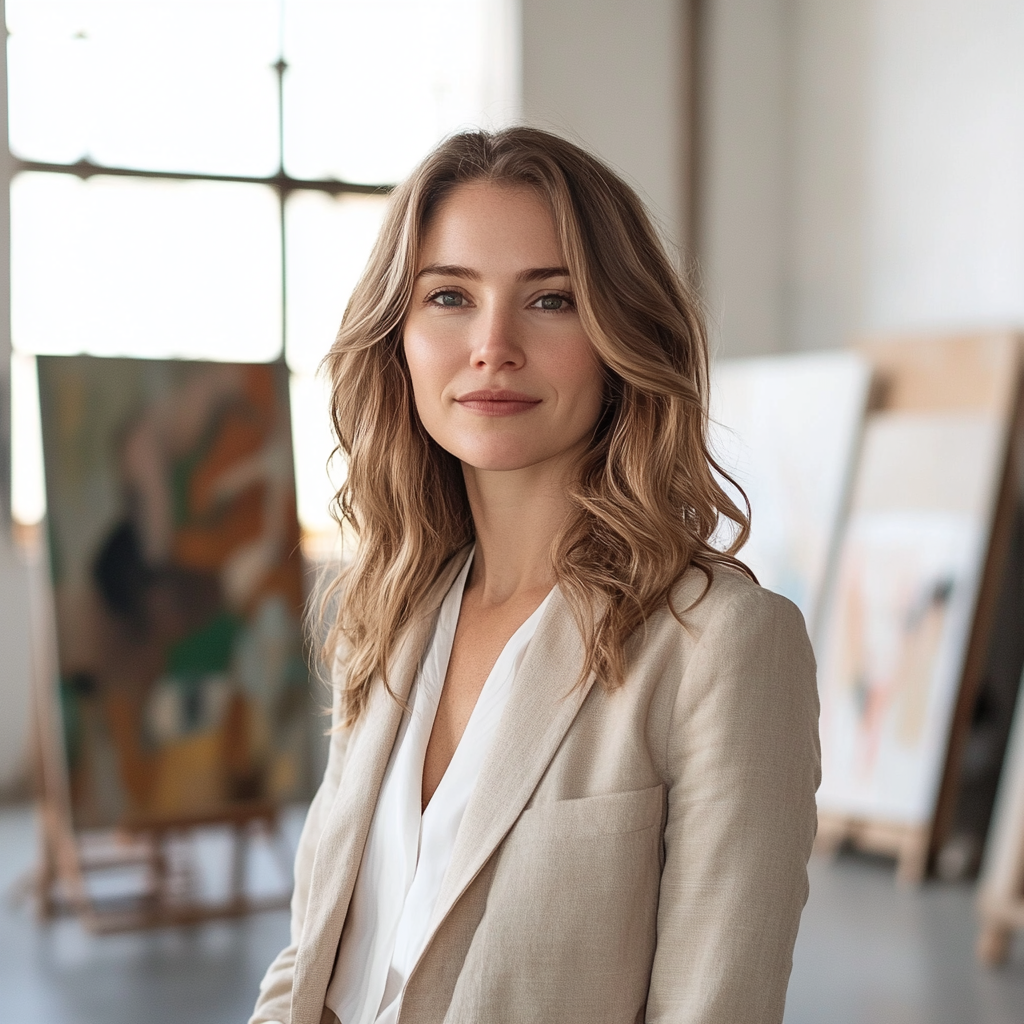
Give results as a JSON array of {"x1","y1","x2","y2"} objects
[{"x1": 324, "y1": 554, "x2": 552, "y2": 1024}]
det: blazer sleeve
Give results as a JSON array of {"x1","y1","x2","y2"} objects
[
  {"x1": 646, "y1": 586, "x2": 821, "y2": 1024},
  {"x1": 249, "y1": 692, "x2": 353, "y2": 1024}
]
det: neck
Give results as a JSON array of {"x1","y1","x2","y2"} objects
[{"x1": 461, "y1": 449, "x2": 579, "y2": 608}]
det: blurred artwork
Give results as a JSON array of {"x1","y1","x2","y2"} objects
[
  {"x1": 816, "y1": 413, "x2": 1003, "y2": 824},
  {"x1": 37, "y1": 357, "x2": 310, "y2": 829},
  {"x1": 710, "y1": 351, "x2": 871, "y2": 632}
]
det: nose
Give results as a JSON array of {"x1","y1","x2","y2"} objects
[{"x1": 469, "y1": 303, "x2": 524, "y2": 370}]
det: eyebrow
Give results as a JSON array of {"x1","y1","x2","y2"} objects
[{"x1": 415, "y1": 263, "x2": 570, "y2": 283}]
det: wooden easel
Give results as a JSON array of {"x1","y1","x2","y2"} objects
[
  {"x1": 815, "y1": 331, "x2": 1024, "y2": 883},
  {"x1": 34, "y1": 800, "x2": 293, "y2": 934},
  {"x1": 26, "y1": 539, "x2": 294, "y2": 934},
  {"x1": 977, "y1": 675, "x2": 1024, "y2": 965}
]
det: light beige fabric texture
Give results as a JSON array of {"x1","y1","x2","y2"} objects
[{"x1": 250, "y1": 555, "x2": 821, "y2": 1024}]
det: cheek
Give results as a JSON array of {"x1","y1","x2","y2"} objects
[
  {"x1": 402, "y1": 334, "x2": 427, "y2": 395},
  {"x1": 551, "y1": 340, "x2": 605, "y2": 421},
  {"x1": 402, "y1": 329, "x2": 447, "y2": 409}
]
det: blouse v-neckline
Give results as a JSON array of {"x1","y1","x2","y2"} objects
[{"x1": 325, "y1": 551, "x2": 553, "y2": 1024}]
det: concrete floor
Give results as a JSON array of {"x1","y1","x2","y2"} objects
[
  {"x1": 787, "y1": 852, "x2": 1024, "y2": 1024},
  {"x1": 2, "y1": 804, "x2": 1024, "y2": 1023}
]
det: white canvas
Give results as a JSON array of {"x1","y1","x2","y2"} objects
[
  {"x1": 816, "y1": 413, "x2": 1004, "y2": 825},
  {"x1": 710, "y1": 350, "x2": 871, "y2": 634}
]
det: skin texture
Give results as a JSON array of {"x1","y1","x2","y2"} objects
[{"x1": 402, "y1": 181, "x2": 605, "y2": 809}]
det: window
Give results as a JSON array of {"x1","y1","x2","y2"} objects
[{"x1": 7, "y1": 0, "x2": 519, "y2": 547}]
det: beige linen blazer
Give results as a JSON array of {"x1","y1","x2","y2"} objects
[{"x1": 251, "y1": 554, "x2": 820, "y2": 1024}]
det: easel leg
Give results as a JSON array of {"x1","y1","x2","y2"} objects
[
  {"x1": 259, "y1": 810, "x2": 295, "y2": 887},
  {"x1": 230, "y1": 821, "x2": 250, "y2": 903},
  {"x1": 36, "y1": 805, "x2": 59, "y2": 920},
  {"x1": 144, "y1": 831, "x2": 170, "y2": 906},
  {"x1": 977, "y1": 922, "x2": 1013, "y2": 966},
  {"x1": 896, "y1": 830, "x2": 930, "y2": 885}
]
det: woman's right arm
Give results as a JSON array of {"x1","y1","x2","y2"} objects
[{"x1": 249, "y1": 697, "x2": 352, "y2": 1024}]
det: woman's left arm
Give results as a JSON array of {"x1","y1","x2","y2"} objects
[{"x1": 647, "y1": 586, "x2": 820, "y2": 1024}]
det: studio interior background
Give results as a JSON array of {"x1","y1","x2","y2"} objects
[{"x1": 3, "y1": 2, "x2": 1024, "y2": 1023}]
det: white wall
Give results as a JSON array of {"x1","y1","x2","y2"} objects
[
  {"x1": 521, "y1": 0, "x2": 689, "y2": 255},
  {"x1": 700, "y1": 0, "x2": 1024, "y2": 357},
  {"x1": 863, "y1": 0, "x2": 1024, "y2": 336},
  {"x1": 786, "y1": 0, "x2": 871, "y2": 352},
  {"x1": 697, "y1": 0, "x2": 788, "y2": 357}
]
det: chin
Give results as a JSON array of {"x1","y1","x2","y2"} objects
[
  {"x1": 449, "y1": 441, "x2": 557, "y2": 474},
  {"x1": 460, "y1": 454, "x2": 542, "y2": 474}
]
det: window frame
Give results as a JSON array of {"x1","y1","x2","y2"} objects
[{"x1": 1, "y1": 7, "x2": 393, "y2": 532}]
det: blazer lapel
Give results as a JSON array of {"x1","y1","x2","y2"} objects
[
  {"x1": 290, "y1": 551, "x2": 470, "y2": 1024},
  {"x1": 423, "y1": 587, "x2": 596, "y2": 942}
]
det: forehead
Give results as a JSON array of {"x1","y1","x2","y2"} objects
[{"x1": 418, "y1": 181, "x2": 563, "y2": 269}]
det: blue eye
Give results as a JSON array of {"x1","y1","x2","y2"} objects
[
  {"x1": 431, "y1": 291, "x2": 464, "y2": 307},
  {"x1": 536, "y1": 294, "x2": 568, "y2": 310}
]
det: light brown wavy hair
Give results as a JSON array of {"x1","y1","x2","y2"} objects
[{"x1": 321, "y1": 126, "x2": 751, "y2": 726}]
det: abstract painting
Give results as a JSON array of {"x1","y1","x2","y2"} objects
[
  {"x1": 37, "y1": 357, "x2": 310, "y2": 829},
  {"x1": 816, "y1": 412, "x2": 1003, "y2": 824}
]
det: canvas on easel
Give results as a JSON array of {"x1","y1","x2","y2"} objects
[
  {"x1": 33, "y1": 356, "x2": 310, "y2": 930},
  {"x1": 710, "y1": 350, "x2": 872, "y2": 635},
  {"x1": 814, "y1": 332, "x2": 1023, "y2": 882}
]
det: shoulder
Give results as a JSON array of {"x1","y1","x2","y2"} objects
[
  {"x1": 630, "y1": 563, "x2": 817, "y2": 725},
  {"x1": 643, "y1": 561, "x2": 810, "y2": 658},
  {"x1": 640, "y1": 565, "x2": 820, "y2": 791}
]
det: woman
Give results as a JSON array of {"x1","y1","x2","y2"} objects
[{"x1": 252, "y1": 127, "x2": 819, "y2": 1024}]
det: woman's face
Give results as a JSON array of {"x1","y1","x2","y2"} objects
[{"x1": 403, "y1": 181, "x2": 605, "y2": 476}]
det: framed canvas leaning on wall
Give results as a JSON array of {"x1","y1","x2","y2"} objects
[{"x1": 814, "y1": 332, "x2": 1023, "y2": 882}]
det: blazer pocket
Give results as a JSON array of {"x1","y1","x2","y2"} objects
[
  {"x1": 453, "y1": 784, "x2": 666, "y2": 1024},
  {"x1": 518, "y1": 783, "x2": 666, "y2": 838}
]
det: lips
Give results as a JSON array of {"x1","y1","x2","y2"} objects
[{"x1": 455, "y1": 389, "x2": 542, "y2": 415}]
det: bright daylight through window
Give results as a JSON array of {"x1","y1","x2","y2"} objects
[{"x1": 7, "y1": 0, "x2": 519, "y2": 546}]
